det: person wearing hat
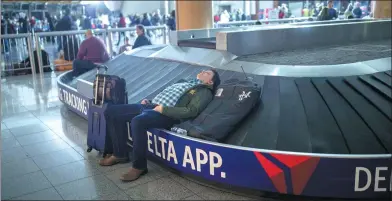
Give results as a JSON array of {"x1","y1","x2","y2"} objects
[{"x1": 72, "y1": 29, "x2": 110, "y2": 76}]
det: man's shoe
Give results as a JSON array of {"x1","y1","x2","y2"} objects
[
  {"x1": 120, "y1": 168, "x2": 148, "y2": 182},
  {"x1": 99, "y1": 155, "x2": 128, "y2": 166}
]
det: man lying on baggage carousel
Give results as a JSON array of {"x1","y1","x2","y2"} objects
[{"x1": 100, "y1": 70, "x2": 221, "y2": 182}]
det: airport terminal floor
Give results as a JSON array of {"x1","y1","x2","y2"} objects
[{"x1": 1, "y1": 73, "x2": 265, "y2": 200}]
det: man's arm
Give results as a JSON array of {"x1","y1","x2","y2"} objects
[
  {"x1": 76, "y1": 41, "x2": 87, "y2": 60},
  {"x1": 161, "y1": 88, "x2": 213, "y2": 119}
]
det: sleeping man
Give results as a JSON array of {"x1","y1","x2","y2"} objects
[{"x1": 100, "y1": 69, "x2": 221, "y2": 182}]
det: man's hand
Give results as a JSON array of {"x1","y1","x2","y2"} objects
[
  {"x1": 141, "y1": 99, "x2": 150, "y2": 105},
  {"x1": 153, "y1": 105, "x2": 163, "y2": 113}
]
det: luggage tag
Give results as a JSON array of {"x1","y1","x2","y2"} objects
[{"x1": 215, "y1": 88, "x2": 224, "y2": 97}]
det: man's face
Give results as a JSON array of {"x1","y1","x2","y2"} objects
[
  {"x1": 136, "y1": 27, "x2": 142, "y2": 36},
  {"x1": 197, "y1": 70, "x2": 214, "y2": 85},
  {"x1": 328, "y1": 1, "x2": 333, "y2": 8}
]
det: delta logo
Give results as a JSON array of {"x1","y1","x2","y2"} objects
[{"x1": 254, "y1": 152, "x2": 320, "y2": 195}]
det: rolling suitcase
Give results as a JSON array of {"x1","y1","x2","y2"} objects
[{"x1": 86, "y1": 65, "x2": 128, "y2": 155}]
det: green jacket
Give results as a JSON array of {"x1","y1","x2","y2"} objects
[{"x1": 160, "y1": 80, "x2": 213, "y2": 121}]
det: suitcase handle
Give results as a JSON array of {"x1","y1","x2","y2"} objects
[
  {"x1": 96, "y1": 64, "x2": 108, "y2": 71},
  {"x1": 94, "y1": 64, "x2": 108, "y2": 105}
]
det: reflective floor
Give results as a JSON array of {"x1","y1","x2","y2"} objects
[{"x1": 1, "y1": 73, "x2": 264, "y2": 200}]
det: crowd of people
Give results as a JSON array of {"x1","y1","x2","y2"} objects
[
  {"x1": 1, "y1": 7, "x2": 176, "y2": 74},
  {"x1": 213, "y1": 1, "x2": 370, "y2": 24},
  {"x1": 1, "y1": 8, "x2": 176, "y2": 36}
]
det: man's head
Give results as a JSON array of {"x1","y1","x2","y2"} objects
[
  {"x1": 328, "y1": 0, "x2": 333, "y2": 8},
  {"x1": 136, "y1": 24, "x2": 145, "y2": 36},
  {"x1": 197, "y1": 69, "x2": 221, "y2": 92},
  {"x1": 85, "y1": 29, "x2": 94, "y2": 38},
  {"x1": 64, "y1": 8, "x2": 71, "y2": 16}
]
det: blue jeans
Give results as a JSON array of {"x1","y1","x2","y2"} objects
[{"x1": 104, "y1": 103, "x2": 178, "y2": 170}]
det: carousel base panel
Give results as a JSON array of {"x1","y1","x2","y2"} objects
[{"x1": 57, "y1": 46, "x2": 392, "y2": 200}]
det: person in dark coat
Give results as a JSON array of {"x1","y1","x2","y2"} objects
[
  {"x1": 56, "y1": 8, "x2": 73, "y2": 51},
  {"x1": 19, "y1": 49, "x2": 52, "y2": 74},
  {"x1": 45, "y1": 13, "x2": 55, "y2": 31},
  {"x1": 117, "y1": 13, "x2": 127, "y2": 46},
  {"x1": 82, "y1": 15, "x2": 92, "y2": 30},
  {"x1": 133, "y1": 25, "x2": 152, "y2": 49},
  {"x1": 166, "y1": 10, "x2": 176, "y2": 31}
]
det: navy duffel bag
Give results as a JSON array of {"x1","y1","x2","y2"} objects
[{"x1": 174, "y1": 78, "x2": 261, "y2": 142}]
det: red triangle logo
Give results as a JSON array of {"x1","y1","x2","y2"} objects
[
  {"x1": 270, "y1": 153, "x2": 320, "y2": 195},
  {"x1": 254, "y1": 152, "x2": 287, "y2": 193}
]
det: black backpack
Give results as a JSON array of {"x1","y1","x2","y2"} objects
[{"x1": 176, "y1": 78, "x2": 261, "y2": 142}]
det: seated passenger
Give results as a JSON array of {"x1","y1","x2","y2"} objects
[
  {"x1": 132, "y1": 24, "x2": 152, "y2": 49},
  {"x1": 15, "y1": 48, "x2": 52, "y2": 75},
  {"x1": 119, "y1": 36, "x2": 132, "y2": 54},
  {"x1": 100, "y1": 70, "x2": 221, "y2": 182},
  {"x1": 72, "y1": 29, "x2": 110, "y2": 76}
]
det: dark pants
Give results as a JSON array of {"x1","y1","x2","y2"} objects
[
  {"x1": 104, "y1": 104, "x2": 178, "y2": 170},
  {"x1": 117, "y1": 32, "x2": 125, "y2": 46},
  {"x1": 72, "y1": 59, "x2": 97, "y2": 77}
]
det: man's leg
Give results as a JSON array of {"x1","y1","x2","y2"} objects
[
  {"x1": 121, "y1": 110, "x2": 178, "y2": 181},
  {"x1": 72, "y1": 60, "x2": 97, "y2": 77},
  {"x1": 100, "y1": 104, "x2": 156, "y2": 166}
]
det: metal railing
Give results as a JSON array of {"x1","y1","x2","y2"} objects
[
  {"x1": 214, "y1": 17, "x2": 316, "y2": 28},
  {"x1": 1, "y1": 25, "x2": 168, "y2": 77},
  {"x1": 0, "y1": 33, "x2": 37, "y2": 77}
]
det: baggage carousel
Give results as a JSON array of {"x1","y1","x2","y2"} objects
[{"x1": 57, "y1": 44, "x2": 391, "y2": 200}]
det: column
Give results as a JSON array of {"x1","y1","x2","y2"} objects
[
  {"x1": 176, "y1": 0, "x2": 213, "y2": 30},
  {"x1": 163, "y1": 0, "x2": 169, "y2": 16},
  {"x1": 244, "y1": 0, "x2": 251, "y2": 15},
  {"x1": 372, "y1": 0, "x2": 391, "y2": 18}
]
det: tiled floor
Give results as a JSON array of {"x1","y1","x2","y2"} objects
[{"x1": 1, "y1": 73, "x2": 265, "y2": 200}]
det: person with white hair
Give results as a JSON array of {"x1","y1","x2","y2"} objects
[
  {"x1": 220, "y1": 10, "x2": 230, "y2": 23},
  {"x1": 352, "y1": 2, "x2": 363, "y2": 18}
]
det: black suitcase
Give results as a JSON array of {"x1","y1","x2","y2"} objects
[
  {"x1": 173, "y1": 78, "x2": 261, "y2": 142},
  {"x1": 87, "y1": 65, "x2": 128, "y2": 155}
]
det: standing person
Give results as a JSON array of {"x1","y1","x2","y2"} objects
[
  {"x1": 72, "y1": 30, "x2": 110, "y2": 76},
  {"x1": 318, "y1": 7, "x2": 330, "y2": 21},
  {"x1": 30, "y1": 16, "x2": 36, "y2": 30},
  {"x1": 45, "y1": 13, "x2": 54, "y2": 32},
  {"x1": 344, "y1": 3, "x2": 354, "y2": 19},
  {"x1": 166, "y1": 10, "x2": 176, "y2": 31},
  {"x1": 117, "y1": 13, "x2": 126, "y2": 46},
  {"x1": 55, "y1": 8, "x2": 73, "y2": 51},
  {"x1": 327, "y1": 0, "x2": 338, "y2": 20},
  {"x1": 82, "y1": 15, "x2": 92, "y2": 30},
  {"x1": 352, "y1": 2, "x2": 363, "y2": 18},
  {"x1": 1, "y1": 15, "x2": 9, "y2": 53}
]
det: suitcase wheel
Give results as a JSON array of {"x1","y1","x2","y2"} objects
[{"x1": 87, "y1": 146, "x2": 92, "y2": 152}]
